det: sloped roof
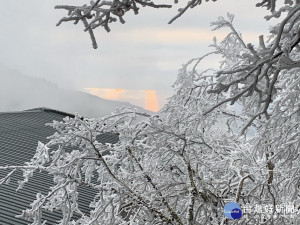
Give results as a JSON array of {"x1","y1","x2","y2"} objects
[{"x1": 0, "y1": 108, "x2": 119, "y2": 224}]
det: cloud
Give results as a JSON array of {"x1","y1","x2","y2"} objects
[
  {"x1": 84, "y1": 88, "x2": 160, "y2": 112},
  {"x1": 85, "y1": 88, "x2": 125, "y2": 100},
  {"x1": 111, "y1": 28, "x2": 263, "y2": 46}
]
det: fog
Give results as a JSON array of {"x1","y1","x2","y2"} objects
[{"x1": 0, "y1": 64, "x2": 146, "y2": 118}]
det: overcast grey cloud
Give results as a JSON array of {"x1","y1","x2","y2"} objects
[{"x1": 0, "y1": 0, "x2": 276, "y2": 111}]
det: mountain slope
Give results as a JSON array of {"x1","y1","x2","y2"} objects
[{"x1": 0, "y1": 65, "x2": 147, "y2": 118}]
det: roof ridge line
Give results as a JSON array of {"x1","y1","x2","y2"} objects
[
  {"x1": 25, "y1": 107, "x2": 75, "y2": 117},
  {"x1": 0, "y1": 107, "x2": 75, "y2": 118}
]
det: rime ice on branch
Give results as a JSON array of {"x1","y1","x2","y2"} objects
[
  {"x1": 55, "y1": 0, "x2": 171, "y2": 49},
  {"x1": 0, "y1": 0, "x2": 299, "y2": 224},
  {"x1": 54, "y1": 0, "x2": 220, "y2": 49}
]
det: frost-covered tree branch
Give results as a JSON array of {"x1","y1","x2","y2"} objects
[
  {"x1": 204, "y1": 2, "x2": 300, "y2": 134},
  {"x1": 1, "y1": 104, "x2": 242, "y2": 224},
  {"x1": 55, "y1": 0, "x2": 221, "y2": 48},
  {"x1": 1, "y1": 0, "x2": 299, "y2": 224},
  {"x1": 55, "y1": 0, "x2": 172, "y2": 49}
]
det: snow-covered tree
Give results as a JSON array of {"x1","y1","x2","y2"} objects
[{"x1": 0, "y1": 0, "x2": 299, "y2": 224}]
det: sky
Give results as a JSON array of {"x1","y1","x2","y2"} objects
[{"x1": 0, "y1": 0, "x2": 276, "y2": 112}]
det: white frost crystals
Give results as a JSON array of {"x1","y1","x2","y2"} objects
[
  {"x1": 0, "y1": 0, "x2": 299, "y2": 224},
  {"x1": 17, "y1": 142, "x2": 50, "y2": 190}
]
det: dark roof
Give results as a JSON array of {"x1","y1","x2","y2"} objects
[{"x1": 0, "y1": 108, "x2": 119, "y2": 225}]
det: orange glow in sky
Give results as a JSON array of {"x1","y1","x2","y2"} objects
[
  {"x1": 84, "y1": 88, "x2": 160, "y2": 112},
  {"x1": 85, "y1": 88, "x2": 125, "y2": 100},
  {"x1": 145, "y1": 90, "x2": 158, "y2": 112}
]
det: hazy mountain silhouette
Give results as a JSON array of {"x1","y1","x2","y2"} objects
[{"x1": 0, "y1": 64, "x2": 147, "y2": 118}]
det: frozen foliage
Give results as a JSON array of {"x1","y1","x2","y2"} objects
[{"x1": 0, "y1": 0, "x2": 300, "y2": 224}]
